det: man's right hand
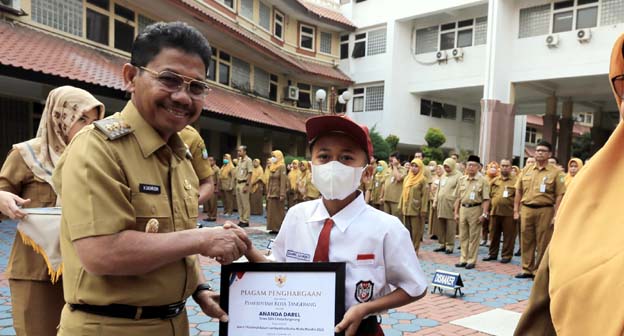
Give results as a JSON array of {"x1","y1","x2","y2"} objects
[
  {"x1": 513, "y1": 210, "x2": 520, "y2": 220},
  {"x1": 0, "y1": 191, "x2": 30, "y2": 219},
  {"x1": 197, "y1": 225, "x2": 251, "y2": 264}
]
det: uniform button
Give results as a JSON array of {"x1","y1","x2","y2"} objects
[{"x1": 151, "y1": 206, "x2": 156, "y2": 214}]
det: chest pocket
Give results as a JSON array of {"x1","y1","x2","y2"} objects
[
  {"x1": 521, "y1": 176, "x2": 533, "y2": 193},
  {"x1": 131, "y1": 192, "x2": 172, "y2": 233},
  {"x1": 543, "y1": 177, "x2": 556, "y2": 193}
]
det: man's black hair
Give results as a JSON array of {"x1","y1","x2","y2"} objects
[
  {"x1": 536, "y1": 140, "x2": 552, "y2": 152},
  {"x1": 389, "y1": 151, "x2": 400, "y2": 160},
  {"x1": 131, "y1": 22, "x2": 212, "y2": 74}
]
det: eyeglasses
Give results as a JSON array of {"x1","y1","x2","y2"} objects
[
  {"x1": 611, "y1": 74, "x2": 624, "y2": 99},
  {"x1": 138, "y1": 66, "x2": 211, "y2": 100}
]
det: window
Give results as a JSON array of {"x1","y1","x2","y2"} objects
[
  {"x1": 86, "y1": 8, "x2": 109, "y2": 45},
  {"x1": 217, "y1": 0, "x2": 235, "y2": 9},
  {"x1": 442, "y1": 104, "x2": 457, "y2": 120},
  {"x1": 439, "y1": 20, "x2": 473, "y2": 50},
  {"x1": 240, "y1": 0, "x2": 253, "y2": 20},
  {"x1": 340, "y1": 35, "x2": 349, "y2": 59},
  {"x1": 526, "y1": 127, "x2": 537, "y2": 144},
  {"x1": 31, "y1": 0, "x2": 83, "y2": 36},
  {"x1": 320, "y1": 32, "x2": 333, "y2": 54},
  {"x1": 439, "y1": 22, "x2": 456, "y2": 50},
  {"x1": 269, "y1": 74, "x2": 278, "y2": 102},
  {"x1": 519, "y1": 4, "x2": 551, "y2": 38},
  {"x1": 254, "y1": 67, "x2": 270, "y2": 98},
  {"x1": 138, "y1": 14, "x2": 155, "y2": 34},
  {"x1": 552, "y1": 0, "x2": 599, "y2": 33},
  {"x1": 87, "y1": 0, "x2": 109, "y2": 10},
  {"x1": 601, "y1": 0, "x2": 624, "y2": 25},
  {"x1": 209, "y1": 49, "x2": 232, "y2": 86},
  {"x1": 113, "y1": 4, "x2": 135, "y2": 53},
  {"x1": 474, "y1": 17, "x2": 488, "y2": 45},
  {"x1": 297, "y1": 83, "x2": 312, "y2": 109},
  {"x1": 274, "y1": 10, "x2": 284, "y2": 40},
  {"x1": 577, "y1": 112, "x2": 593, "y2": 124},
  {"x1": 352, "y1": 88, "x2": 365, "y2": 112},
  {"x1": 231, "y1": 57, "x2": 251, "y2": 91},
  {"x1": 421, "y1": 98, "x2": 459, "y2": 120},
  {"x1": 352, "y1": 86, "x2": 384, "y2": 112},
  {"x1": 431, "y1": 101, "x2": 443, "y2": 118},
  {"x1": 415, "y1": 26, "x2": 439, "y2": 54},
  {"x1": 352, "y1": 33, "x2": 366, "y2": 58},
  {"x1": 420, "y1": 99, "x2": 431, "y2": 116},
  {"x1": 367, "y1": 28, "x2": 387, "y2": 55},
  {"x1": 462, "y1": 108, "x2": 476, "y2": 122},
  {"x1": 300, "y1": 24, "x2": 316, "y2": 51},
  {"x1": 259, "y1": 2, "x2": 271, "y2": 31}
]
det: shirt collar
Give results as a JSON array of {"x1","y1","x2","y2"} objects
[
  {"x1": 121, "y1": 101, "x2": 188, "y2": 160},
  {"x1": 306, "y1": 191, "x2": 367, "y2": 233}
]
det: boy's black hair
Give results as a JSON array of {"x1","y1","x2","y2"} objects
[
  {"x1": 536, "y1": 140, "x2": 552, "y2": 151},
  {"x1": 389, "y1": 151, "x2": 400, "y2": 160},
  {"x1": 131, "y1": 22, "x2": 212, "y2": 74}
]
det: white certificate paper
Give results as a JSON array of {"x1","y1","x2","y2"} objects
[{"x1": 222, "y1": 263, "x2": 345, "y2": 336}]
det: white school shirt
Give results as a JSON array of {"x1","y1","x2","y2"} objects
[{"x1": 272, "y1": 192, "x2": 428, "y2": 311}]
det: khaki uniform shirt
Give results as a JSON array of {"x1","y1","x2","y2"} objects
[
  {"x1": 437, "y1": 172, "x2": 461, "y2": 219},
  {"x1": 0, "y1": 149, "x2": 56, "y2": 280},
  {"x1": 219, "y1": 165, "x2": 235, "y2": 191},
  {"x1": 516, "y1": 164, "x2": 566, "y2": 206},
  {"x1": 178, "y1": 126, "x2": 213, "y2": 181},
  {"x1": 402, "y1": 179, "x2": 429, "y2": 216},
  {"x1": 371, "y1": 173, "x2": 386, "y2": 204},
  {"x1": 211, "y1": 165, "x2": 220, "y2": 189},
  {"x1": 53, "y1": 102, "x2": 200, "y2": 306},
  {"x1": 455, "y1": 174, "x2": 490, "y2": 206},
  {"x1": 489, "y1": 175, "x2": 517, "y2": 217},
  {"x1": 267, "y1": 166, "x2": 287, "y2": 198},
  {"x1": 235, "y1": 156, "x2": 253, "y2": 183},
  {"x1": 383, "y1": 166, "x2": 407, "y2": 203}
]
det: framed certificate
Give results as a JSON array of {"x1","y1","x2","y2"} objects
[{"x1": 220, "y1": 262, "x2": 346, "y2": 336}]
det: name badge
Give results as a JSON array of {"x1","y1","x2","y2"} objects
[
  {"x1": 441, "y1": 180, "x2": 446, "y2": 187},
  {"x1": 139, "y1": 183, "x2": 161, "y2": 194},
  {"x1": 286, "y1": 250, "x2": 311, "y2": 261},
  {"x1": 375, "y1": 182, "x2": 379, "y2": 188},
  {"x1": 469, "y1": 192, "x2": 476, "y2": 201},
  {"x1": 503, "y1": 190, "x2": 509, "y2": 198},
  {"x1": 539, "y1": 184, "x2": 546, "y2": 193}
]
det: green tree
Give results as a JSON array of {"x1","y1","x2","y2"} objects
[
  {"x1": 571, "y1": 132, "x2": 591, "y2": 162},
  {"x1": 422, "y1": 128, "x2": 447, "y2": 163},
  {"x1": 370, "y1": 127, "x2": 391, "y2": 160},
  {"x1": 385, "y1": 134, "x2": 400, "y2": 151}
]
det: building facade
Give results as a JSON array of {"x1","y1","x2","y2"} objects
[
  {"x1": 338, "y1": 0, "x2": 622, "y2": 164},
  {"x1": 0, "y1": 0, "x2": 355, "y2": 163}
]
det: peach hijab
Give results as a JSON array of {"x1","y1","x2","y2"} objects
[{"x1": 548, "y1": 34, "x2": 624, "y2": 335}]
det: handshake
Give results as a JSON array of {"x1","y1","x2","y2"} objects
[{"x1": 196, "y1": 221, "x2": 253, "y2": 265}]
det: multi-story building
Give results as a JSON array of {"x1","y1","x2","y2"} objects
[
  {"x1": 338, "y1": 0, "x2": 622, "y2": 164},
  {"x1": 0, "y1": 0, "x2": 355, "y2": 162}
]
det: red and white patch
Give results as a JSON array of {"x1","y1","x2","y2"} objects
[
  {"x1": 355, "y1": 280, "x2": 374, "y2": 303},
  {"x1": 356, "y1": 253, "x2": 375, "y2": 266}
]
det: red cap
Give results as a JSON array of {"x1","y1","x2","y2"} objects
[{"x1": 305, "y1": 115, "x2": 374, "y2": 160}]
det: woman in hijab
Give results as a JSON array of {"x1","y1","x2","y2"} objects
[
  {"x1": 250, "y1": 159, "x2": 265, "y2": 216},
  {"x1": 0, "y1": 86, "x2": 104, "y2": 336},
  {"x1": 370, "y1": 160, "x2": 389, "y2": 210},
  {"x1": 266, "y1": 150, "x2": 287, "y2": 233},
  {"x1": 219, "y1": 154, "x2": 235, "y2": 216},
  {"x1": 297, "y1": 160, "x2": 320, "y2": 201},
  {"x1": 564, "y1": 158, "x2": 583, "y2": 187},
  {"x1": 514, "y1": 34, "x2": 624, "y2": 336},
  {"x1": 428, "y1": 164, "x2": 444, "y2": 237},
  {"x1": 485, "y1": 161, "x2": 500, "y2": 183},
  {"x1": 398, "y1": 159, "x2": 429, "y2": 253},
  {"x1": 287, "y1": 159, "x2": 301, "y2": 208}
]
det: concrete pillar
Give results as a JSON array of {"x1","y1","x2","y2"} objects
[
  {"x1": 557, "y1": 98, "x2": 574, "y2": 164},
  {"x1": 233, "y1": 125, "x2": 242, "y2": 148},
  {"x1": 262, "y1": 130, "x2": 273, "y2": 159},
  {"x1": 209, "y1": 131, "x2": 220, "y2": 160},
  {"x1": 542, "y1": 95, "x2": 559, "y2": 151},
  {"x1": 480, "y1": 99, "x2": 516, "y2": 162}
]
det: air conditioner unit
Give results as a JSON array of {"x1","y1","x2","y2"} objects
[
  {"x1": 451, "y1": 48, "x2": 464, "y2": 59},
  {"x1": 545, "y1": 34, "x2": 559, "y2": 48},
  {"x1": 285, "y1": 86, "x2": 299, "y2": 101},
  {"x1": 436, "y1": 50, "x2": 448, "y2": 61},
  {"x1": 0, "y1": 0, "x2": 19, "y2": 9},
  {"x1": 577, "y1": 28, "x2": 591, "y2": 43}
]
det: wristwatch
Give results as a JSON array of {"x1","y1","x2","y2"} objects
[{"x1": 192, "y1": 282, "x2": 213, "y2": 301}]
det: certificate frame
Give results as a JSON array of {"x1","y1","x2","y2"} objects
[{"x1": 219, "y1": 262, "x2": 346, "y2": 336}]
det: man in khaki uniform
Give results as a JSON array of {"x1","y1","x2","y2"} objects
[
  {"x1": 453, "y1": 155, "x2": 490, "y2": 269},
  {"x1": 203, "y1": 156, "x2": 220, "y2": 221},
  {"x1": 484, "y1": 159, "x2": 516, "y2": 263},
  {"x1": 433, "y1": 158, "x2": 461, "y2": 253},
  {"x1": 52, "y1": 22, "x2": 251, "y2": 335},
  {"x1": 179, "y1": 125, "x2": 214, "y2": 204},
  {"x1": 381, "y1": 152, "x2": 406, "y2": 222},
  {"x1": 514, "y1": 140, "x2": 565, "y2": 279},
  {"x1": 235, "y1": 145, "x2": 253, "y2": 227}
]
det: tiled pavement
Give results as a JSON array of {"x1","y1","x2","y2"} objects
[{"x1": 0, "y1": 210, "x2": 532, "y2": 335}]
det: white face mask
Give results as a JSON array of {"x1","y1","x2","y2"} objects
[
  {"x1": 311, "y1": 161, "x2": 365, "y2": 200},
  {"x1": 270, "y1": 157, "x2": 277, "y2": 163}
]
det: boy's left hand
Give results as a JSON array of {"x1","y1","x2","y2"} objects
[{"x1": 334, "y1": 304, "x2": 368, "y2": 336}]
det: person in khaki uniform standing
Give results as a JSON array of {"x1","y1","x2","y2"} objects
[
  {"x1": 370, "y1": 160, "x2": 388, "y2": 210},
  {"x1": 219, "y1": 154, "x2": 235, "y2": 216},
  {"x1": 513, "y1": 140, "x2": 565, "y2": 279},
  {"x1": 235, "y1": 145, "x2": 253, "y2": 227},
  {"x1": 381, "y1": 152, "x2": 406, "y2": 222},
  {"x1": 398, "y1": 159, "x2": 429, "y2": 252},
  {"x1": 433, "y1": 158, "x2": 461, "y2": 254},
  {"x1": 483, "y1": 159, "x2": 517, "y2": 263},
  {"x1": 250, "y1": 159, "x2": 265, "y2": 216},
  {"x1": 0, "y1": 86, "x2": 104, "y2": 336},
  {"x1": 266, "y1": 150, "x2": 287, "y2": 233},
  {"x1": 203, "y1": 156, "x2": 220, "y2": 221},
  {"x1": 52, "y1": 22, "x2": 251, "y2": 335},
  {"x1": 287, "y1": 160, "x2": 301, "y2": 208},
  {"x1": 178, "y1": 125, "x2": 214, "y2": 204},
  {"x1": 297, "y1": 160, "x2": 320, "y2": 201},
  {"x1": 453, "y1": 155, "x2": 490, "y2": 269}
]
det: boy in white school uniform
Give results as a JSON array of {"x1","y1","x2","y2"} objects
[{"x1": 243, "y1": 115, "x2": 428, "y2": 336}]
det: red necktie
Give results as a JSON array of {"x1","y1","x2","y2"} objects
[{"x1": 313, "y1": 218, "x2": 334, "y2": 262}]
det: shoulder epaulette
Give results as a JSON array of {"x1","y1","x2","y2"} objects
[{"x1": 93, "y1": 117, "x2": 134, "y2": 140}]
